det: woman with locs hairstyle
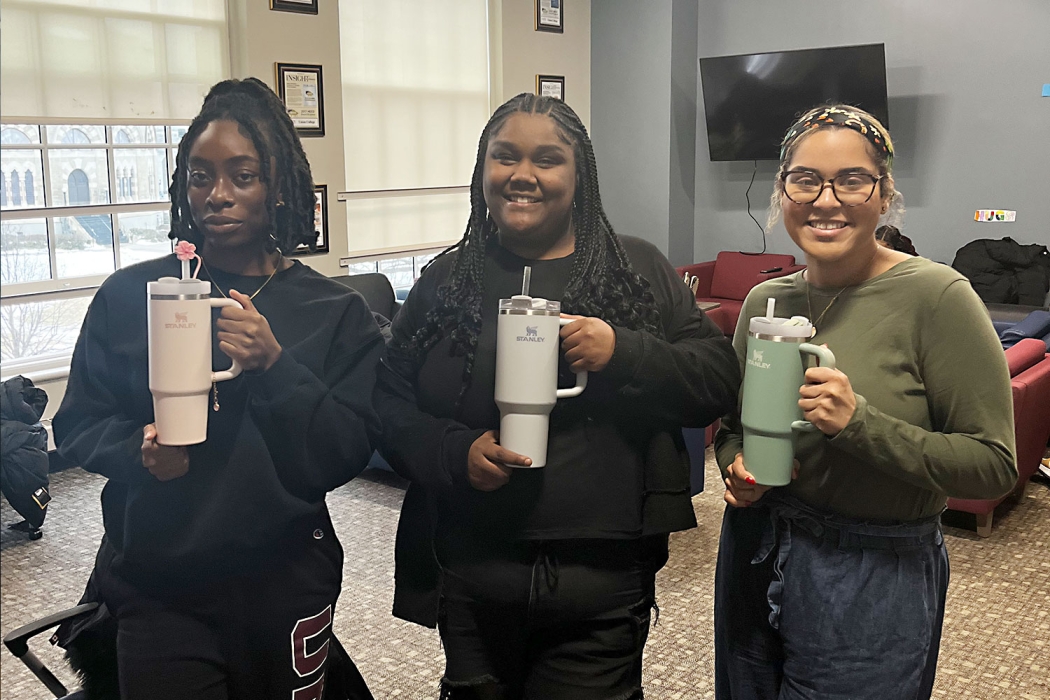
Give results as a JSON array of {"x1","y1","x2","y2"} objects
[
  {"x1": 714, "y1": 104, "x2": 1017, "y2": 699},
  {"x1": 54, "y1": 78, "x2": 383, "y2": 699},
  {"x1": 376, "y1": 93, "x2": 740, "y2": 699}
]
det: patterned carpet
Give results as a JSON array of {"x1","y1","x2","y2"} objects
[{"x1": 2, "y1": 450, "x2": 1047, "y2": 699}]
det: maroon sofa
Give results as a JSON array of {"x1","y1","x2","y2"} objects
[
  {"x1": 947, "y1": 338, "x2": 1050, "y2": 536},
  {"x1": 677, "y1": 251, "x2": 805, "y2": 335}
]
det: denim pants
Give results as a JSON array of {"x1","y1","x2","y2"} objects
[{"x1": 714, "y1": 494, "x2": 949, "y2": 700}]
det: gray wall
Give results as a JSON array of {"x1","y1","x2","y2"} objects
[
  {"x1": 591, "y1": 0, "x2": 700, "y2": 265},
  {"x1": 591, "y1": 1, "x2": 675, "y2": 254},
  {"x1": 693, "y1": 0, "x2": 1050, "y2": 265}
]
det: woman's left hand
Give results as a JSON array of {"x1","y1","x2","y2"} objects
[
  {"x1": 798, "y1": 363, "x2": 857, "y2": 436},
  {"x1": 216, "y1": 290, "x2": 283, "y2": 372},
  {"x1": 559, "y1": 314, "x2": 616, "y2": 372}
]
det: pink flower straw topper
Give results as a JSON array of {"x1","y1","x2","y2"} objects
[{"x1": 175, "y1": 240, "x2": 201, "y2": 280}]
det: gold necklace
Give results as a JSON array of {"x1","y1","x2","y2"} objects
[
  {"x1": 805, "y1": 273, "x2": 848, "y2": 334},
  {"x1": 201, "y1": 255, "x2": 283, "y2": 300},
  {"x1": 199, "y1": 254, "x2": 282, "y2": 412}
]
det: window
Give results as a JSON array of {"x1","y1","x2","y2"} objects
[
  {"x1": 338, "y1": 0, "x2": 491, "y2": 257},
  {"x1": 1, "y1": 0, "x2": 227, "y2": 377},
  {"x1": 1, "y1": 124, "x2": 186, "y2": 375},
  {"x1": 345, "y1": 251, "x2": 440, "y2": 298}
]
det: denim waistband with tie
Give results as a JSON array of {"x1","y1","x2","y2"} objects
[{"x1": 750, "y1": 493, "x2": 943, "y2": 630}]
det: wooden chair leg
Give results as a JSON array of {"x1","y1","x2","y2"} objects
[{"x1": 975, "y1": 512, "x2": 993, "y2": 538}]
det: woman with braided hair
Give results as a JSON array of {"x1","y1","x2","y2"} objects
[
  {"x1": 54, "y1": 78, "x2": 383, "y2": 699},
  {"x1": 376, "y1": 93, "x2": 739, "y2": 699},
  {"x1": 713, "y1": 105, "x2": 1016, "y2": 699}
]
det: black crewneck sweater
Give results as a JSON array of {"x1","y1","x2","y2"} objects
[
  {"x1": 376, "y1": 236, "x2": 741, "y2": 625},
  {"x1": 54, "y1": 255, "x2": 384, "y2": 591}
]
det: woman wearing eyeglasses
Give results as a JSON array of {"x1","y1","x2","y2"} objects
[{"x1": 712, "y1": 105, "x2": 1017, "y2": 699}]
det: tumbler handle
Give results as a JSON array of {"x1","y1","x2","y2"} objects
[
  {"x1": 790, "y1": 342, "x2": 837, "y2": 432},
  {"x1": 556, "y1": 316, "x2": 588, "y2": 398},
  {"x1": 210, "y1": 298, "x2": 244, "y2": 382}
]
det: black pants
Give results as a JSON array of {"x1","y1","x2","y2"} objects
[
  {"x1": 436, "y1": 535, "x2": 668, "y2": 700},
  {"x1": 97, "y1": 520, "x2": 344, "y2": 700}
]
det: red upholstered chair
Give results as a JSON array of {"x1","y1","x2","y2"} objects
[
  {"x1": 677, "y1": 252, "x2": 805, "y2": 335},
  {"x1": 947, "y1": 338, "x2": 1050, "y2": 536}
]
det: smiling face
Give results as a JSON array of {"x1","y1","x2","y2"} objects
[
  {"x1": 482, "y1": 112, "x2": 577, "y2": 259},
  {"x1": 781, "y1": 128, "x2": 890, "y2": 272},
  {"x1": 186, "y1": 119, "x2": 273, "y2": 257}
]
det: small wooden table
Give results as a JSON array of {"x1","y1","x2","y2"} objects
[{"x1": 696, "y1": 301, "x2": 721, "y2": 313}]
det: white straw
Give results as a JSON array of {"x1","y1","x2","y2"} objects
[
  {"x1": 181, "y1": 259, "x2": 190, "y2": 280},
  {"x1": 521, "y1": 266, "x2": 532, "y2": 297},
  {"x1": 765, "y1": 297, "x2": 776, "y2": 320}
]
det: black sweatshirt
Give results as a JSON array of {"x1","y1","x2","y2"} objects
[
  {"x1": 54, "y1": 255, "x2": 384, "y2": 592},
  {"x1": 376, "y1": 236, "x2": 740, "y2": 625}
]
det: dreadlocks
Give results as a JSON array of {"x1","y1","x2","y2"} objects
[
  {"x1": 406, "y1": 93, "x2": 663, "y2": 402},
  {"x1": 168, "y1": 77, "x2": 315, "y2": 253}
]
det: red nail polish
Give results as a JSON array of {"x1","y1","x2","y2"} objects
[{"x1": 745, "y1": 476, "x2": 757, "y2": 485}]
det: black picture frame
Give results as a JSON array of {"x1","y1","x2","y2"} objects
[
  {"x1": 270, "y1": 0, "x2": 318, "y2": 15},
  {"x1": 290, "y1": 185, "x2": 330, "y2": 256},
  {"x1": 535, "y1": 0, "x2": 564, "y2": 33},
  {"x1": 536, "y1": 75, "x2": 565, "y2": 101},
  {"x1": 275, "y1": 63, "x2": 325, "y2": 137}
]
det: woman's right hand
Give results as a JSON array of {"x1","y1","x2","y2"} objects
[
  {"x1": 141, "y1": 424, "x2": 189, "y2": 481},
  {"x1": 467, "y1": 430, "x2": 532, "y2": 491},
  {"x1": 723, "y1": 453, "x2": 798, "y2": 507}
]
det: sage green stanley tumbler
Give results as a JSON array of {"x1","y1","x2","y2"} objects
[{"x1": 740, "y1": 312, "x2": 836, "y2": 486}]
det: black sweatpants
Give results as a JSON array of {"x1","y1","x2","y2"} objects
[
  {"x1": 97, "y1": 518, "x2": 344, "y2": 700},
  {"x1": 436, "y1": 535, "x2": 668, "y2": 700}
]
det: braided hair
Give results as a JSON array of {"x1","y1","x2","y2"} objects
[
  {"x1": 168, "y1": 77, "x2": 315, "y2": 253},
  {"x1": 405, "y1": 93, "x2": 662, "y2": 403}
]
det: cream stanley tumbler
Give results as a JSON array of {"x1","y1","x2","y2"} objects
[
  {"x1": 494, "y1": 295, "x2": 588, "y2": 467},
  {"x1": 147, "y1": 277, "x2": 244, "y2": 446},
  {"x1": 740, "y1": 310, "x2": 835, "y2": 486}
]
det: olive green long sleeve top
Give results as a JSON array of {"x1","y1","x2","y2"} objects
[{"x1": 715, "y1": 256, "x2": 1018, "y2": 521}]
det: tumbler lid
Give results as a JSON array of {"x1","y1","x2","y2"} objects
[
  {"x1": 499, "y1": 294, "x2": 561, "y2": 316},
  {"x1": 748, "y1": 315, "x2": 814, "y2": 339},
  {"x1": 148, "y1": 276, "x2": 211, "y2": 297}
]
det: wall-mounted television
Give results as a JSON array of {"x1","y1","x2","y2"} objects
[{"x1": 699, "y1": 43, "x2": 889, "y2": 162}]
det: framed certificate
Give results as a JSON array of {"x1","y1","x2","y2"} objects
[
  {"x1": 535, "y1": 0, "x2": 564, "y2": 33},
  {"x1": 271, "y1": 0, "x2": 318, "y2": 14},
  {"x1": 536, "y1": 75, "x2": 565, "y2": 101},
  {"x1": 275, "y1": 63, "x2": 325, "y2": 137},
  {"x1": 291, "y1": 185, "x2": 330, "y2": 256}
]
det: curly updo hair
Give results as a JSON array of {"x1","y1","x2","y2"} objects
[
  {"x1": 168, "y1": 77, "x2": 316, "y2": 254},
  {"x1": 403, "y1": 92, "x2": 663, "y2": 403}
]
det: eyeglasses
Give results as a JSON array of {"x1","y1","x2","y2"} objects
[{"x1": 781, "y1": 170, "x2": 884, "y2": 206}]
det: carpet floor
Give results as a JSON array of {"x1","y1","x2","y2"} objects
[{"x1": 2, "y1": 449, "x2": 1047, "y2": 699}]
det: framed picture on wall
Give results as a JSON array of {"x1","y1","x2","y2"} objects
[
  {"x1": 536, "y1": 75, "x2": 565, "y2": 101},
  {"x1": 291, "y1": 185, "x2": 330, "y2": 256},
  {"x1": 270, "y1": 0, "x2": 318, "y2": 15},
  {"x1": 535, "y1": 0, "x2": 564, "y2": 33},
  {"x1": 275, "y1": 63, "x2": 325, "y2": 137}
]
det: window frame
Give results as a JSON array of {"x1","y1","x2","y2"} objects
[{"x1": 1, "y1": 118, "x2": 186, "y2": 376}]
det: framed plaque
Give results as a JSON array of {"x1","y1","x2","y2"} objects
[
  {"x1": 275, "y1": 63, "x2": 325, "y2": 137},
  {"x1": 291, "y1": 185, "x2": 330, "y2": 255},
  {"x1": 535, "y1": 0, "x2": 564, "y2": 33},
  {"x1": 271, "y1": 0, "x2": 318, "y2": 14},
  {"x1": 536, "y1": 75, "x2": 565, "y2": 101}
]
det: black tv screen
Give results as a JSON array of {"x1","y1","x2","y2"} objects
[{"x1": 699, "y1": 43, "x2": 889, "y2": 161}]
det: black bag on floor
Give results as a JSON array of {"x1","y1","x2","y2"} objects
[{"x1": 0, "y1": 375, "x2": 51, "y2": 530}]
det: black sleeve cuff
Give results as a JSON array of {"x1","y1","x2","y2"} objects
[
  {"x1": 244, "y1": 351, "x2": 304, "y2": 404},
  {"x1": 602, "y1": 326, "x2": 645, "y2": 386},
  {"x1": 442, "y1": 427, "x2": 489, "y2": 490}
]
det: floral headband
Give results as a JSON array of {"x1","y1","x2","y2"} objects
[{"x1": 779, "y1": 106, "x2": 894, "y2": 166}]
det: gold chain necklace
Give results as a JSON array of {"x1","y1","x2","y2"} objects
[
  {"x1": 805, "y1": 273, "x2": 848, "y2": 334},
  {"x1": 200, "y1": 254, "x2": 283, "y2": 301},
  {"x1": 198, "y1": 254, "x2": 283, "y2": 411}
]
